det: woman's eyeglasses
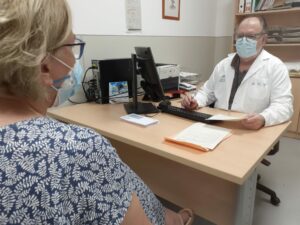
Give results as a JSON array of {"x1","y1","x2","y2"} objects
[{"x1": 59, "y1": 38, "x2": 86, "y2": 59}]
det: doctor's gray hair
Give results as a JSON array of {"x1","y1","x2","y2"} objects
[
  {"x1": 256, "y1": 16, "x2": 268, "y2": 34},
  {"x1": 0, "y1": 0, "x2": 72, "y2": 99}
]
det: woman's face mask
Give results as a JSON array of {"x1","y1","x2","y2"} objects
[
  {"x1": 236, "y1": 37, "x2": 258, "y2": 59},
  {"x1": 51, "y1": 73, "x2": 75, "y2": 107},
  {"x1": 50, "y1": 56, "x2": 83, "y2": 107},
  {"x1": 72, "y1": 60, "x2": 84, "y2": 94}
]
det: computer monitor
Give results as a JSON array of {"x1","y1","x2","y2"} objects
[
  {"x1": 135, "y1": 47, "x2": 165, "y2": 102},
  {"x1": 124, "y1": 47, "x2": 166, "y2": 114}
]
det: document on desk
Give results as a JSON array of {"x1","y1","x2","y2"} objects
[
  {"x1": 206, "y1": 114, "x2": 246, "y2": 121},
  {"x1": 165, "y1": 123, "x2": 231, "y2": 151},
  {"x1": 120, "y1": 113, "x2": 159, "y2": 127}
]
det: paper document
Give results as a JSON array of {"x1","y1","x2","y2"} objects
[
  {"x1": 207, "y1": 114, "x2": 246, "y2": 121},
  {"x1": 180, "y1": 72, "x2": 199, "y2": 77},
  {"x1": 165, "y1": 123, "x2": 231, "y2": 151},
  {"x1": 125, "y1": 0, "x2": 142, "y2": 31},
  {"x1": 120, "y1": 114, "x2": 158, "y2": 127}
]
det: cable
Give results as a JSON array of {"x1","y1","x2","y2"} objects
[
  {"x1": 82, "y1": 66, "x2": 98, "y2": 102},
  {"x1": 65, "y1": 66, "x2": 97, "y2": 105},
  {"x1": 82, "y1": 67, "x2": 92, "y2": 98},
  {"x1": 67, "y1": 98, "x2": 87, "y2": 104},
  {"x1": 81, "y1": 66, "x2": 145, "y2": 103}
]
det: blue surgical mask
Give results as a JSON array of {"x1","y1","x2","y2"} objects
[
  {"x1": 236, "y1": 37, "x2": 258, "y2": 59},
  {"x1": 50, "y1": 56, "x2": 80, "y2": 107},
  {"x1": 71, "y1": 60, "x2": 84, "y2": 94},
  {"x1": 51, "y1": 73, "x2": 76, "y2": 107}
]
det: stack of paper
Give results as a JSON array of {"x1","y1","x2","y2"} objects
[
  {"x1": 180, "y1": 72, "x2": 202, "y2": 85},
  {"x1": 120, "y1": 113, "x2": 159, "y2": 127},
  {"x1": 165, "y1": 123, "x2": 231, "y2": 152}
]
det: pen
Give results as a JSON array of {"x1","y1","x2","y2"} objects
[{"x1": 190, "y1": 93, "x2": 195, "y2": 107}]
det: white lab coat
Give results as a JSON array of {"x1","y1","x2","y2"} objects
[{"x1": 195, "y1": 50, "x2": 293, "y2": 126}]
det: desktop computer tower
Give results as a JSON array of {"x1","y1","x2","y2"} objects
[{"x1": 91, "y1": 58, "x2": 133, "y2": 104}]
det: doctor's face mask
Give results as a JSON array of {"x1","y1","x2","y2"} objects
[
  {"x1": 235, "y1": 29, "x2": 265, "y2": 59},
  {"x1": 235, "y1": 37, "x2": 258, "y2": 59}
]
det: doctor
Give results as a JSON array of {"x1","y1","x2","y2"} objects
[{"x1": 182, "y1": 16, "x2": 293, "y2": 130}]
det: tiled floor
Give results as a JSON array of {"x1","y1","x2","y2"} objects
[
  {"x1": 253, "y1": 137, "x2": 300, "y2": 225},
  {"x1": 162, "y1": 137, "x2": 300, "y2": 225}
]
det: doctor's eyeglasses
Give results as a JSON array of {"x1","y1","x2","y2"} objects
[
  {"x1": 59, "y1": 38, "x2": 86, "y2": 60},
  {"x1": 235, "y1": 32, "x2": 265, "y2": 41}
]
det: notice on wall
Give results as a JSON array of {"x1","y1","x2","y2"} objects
[{"x1": 125, "y1": 0, "x2": 142, "y2": 31}]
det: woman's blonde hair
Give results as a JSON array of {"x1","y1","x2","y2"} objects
[{"x1": 0, "y1": 0, "x2": 72, "y2": 99}]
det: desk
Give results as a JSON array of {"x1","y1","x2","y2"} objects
[{"x1": 48, "y1": 103, "x2": 289, "y2": 225}]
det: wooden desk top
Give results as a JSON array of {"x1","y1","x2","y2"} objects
[{"x1": 47, "y1": 102, "x2": 290, "y2": 185}]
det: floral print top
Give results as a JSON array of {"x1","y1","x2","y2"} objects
[{"x1": 0, "y1": 117, "x2": 164, "y2": 225}]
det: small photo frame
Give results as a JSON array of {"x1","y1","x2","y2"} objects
[
  {"x1": 162, "y1": 0, "x2": 180, "y2": 21},
  {"x1": 109, "y1": 81, "x2": 129, "y2": 103}
]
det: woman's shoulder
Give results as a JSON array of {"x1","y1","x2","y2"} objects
[
  {"x1": 1, "y1": 116, "x2": 116, "y2": 167},
  {"x1": 43, "y1": 116, "x2": 98, "y2": 133},
  {"x1": 46, "y1": 117, "x2": 99, "y2": 135},
  {"x1": 47, "y1": 117, "x2": 110, "y2": 144},
  {"x1": 1, "y1": 116, "x2": 109, "y2": 148}
]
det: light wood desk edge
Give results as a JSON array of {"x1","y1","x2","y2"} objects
[
  {"x1": 47, "y1": 103, "x2": 290, "y2": 225},
  {"x1": 47, "y1": 103, "x2": 290, "y2": 185}
]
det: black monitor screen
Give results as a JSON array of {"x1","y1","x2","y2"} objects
[
  {"x1": 135, "y1": 47, "x2": 165, "y2": 102},
  {"x1": 124, "y1": 48, "x2": 166, "y2": 114}
]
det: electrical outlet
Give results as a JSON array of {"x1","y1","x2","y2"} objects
[{"x1": 91, "y1": 59, "x2": 100, "y2": 80}]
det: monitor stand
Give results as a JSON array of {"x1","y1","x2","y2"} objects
[
  {"x1": 124, "y1": 102, "x2": 159, "y2": 114},
  {"x1": 123, "y1": 54, "x2": 159, "y2": 114}
]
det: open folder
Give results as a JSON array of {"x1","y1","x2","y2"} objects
[{"x1": 165, "y1": 123, "x2": 231, "y2": 152}]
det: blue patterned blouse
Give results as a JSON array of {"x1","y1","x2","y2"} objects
[{"x1": 0, "y1": 117, "x2": 165, "y2": 225}]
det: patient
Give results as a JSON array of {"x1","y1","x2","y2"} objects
[{"x1": 0, "y1": 0, "x2": 193, "y2": 224}]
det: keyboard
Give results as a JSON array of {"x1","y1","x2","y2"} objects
[{"x1": 157, "y1": 101, "x2": 216, "y2": 124}]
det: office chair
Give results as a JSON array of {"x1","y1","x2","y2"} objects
[{"x1": 256, "y1": 141, "x2": 280, "y2": 206}]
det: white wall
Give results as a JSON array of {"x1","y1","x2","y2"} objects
[
  {"x1": 215, "y1": 0, "x2": 234, "y2": 37},
  {"x1": 67, "y1": 0, "x2": 233, "y2": 37},
  {"x1": 68, "y1": 0, "x2": 234, "y2": 80}
]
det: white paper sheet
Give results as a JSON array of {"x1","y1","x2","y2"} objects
[
  {"x1": 172, "y1": 123, "x2": 231, "y2": 150},
  {"x1": 207, "y1": 114, "x2": 246, "y2": 121}
]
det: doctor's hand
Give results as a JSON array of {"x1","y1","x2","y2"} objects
[
  {"x1": 181, "y1": 94, "x2": 198, "y2": 110},
  {"x1": 241, "y1": 113, "x2": 265, "y2": 130}
]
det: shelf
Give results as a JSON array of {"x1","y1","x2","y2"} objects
[
  {"x1": 290, "y1": 75, "x2": 300, "y2": 78},
  {"x1": 236, "y1": 7, "x2": 300, "y2": 16},
  {"x1": 266, "y1": 43, "x2": 300, "y2": 47}
]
